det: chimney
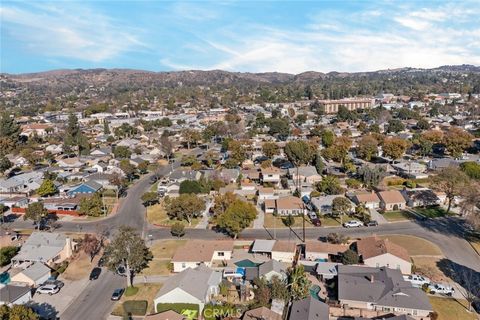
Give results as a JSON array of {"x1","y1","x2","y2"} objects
[{"x1": 370, "y1": 275, "x2": 374, "y2": 283}]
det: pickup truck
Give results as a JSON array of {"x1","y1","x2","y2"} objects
[
  {"x1": 428, "y1": 283, "x2": 455, "y2": 296},
  {"x1": 403, "y1": 274, "x2": 431, "y2": 288}
]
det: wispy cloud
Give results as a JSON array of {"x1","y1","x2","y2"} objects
[{"x1": 1, "y1": 2, "x2": 146, "y2": 62}]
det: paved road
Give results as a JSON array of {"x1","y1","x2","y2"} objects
[
  {"x1": 147, "y1": 217, "x2": 480, "y2": 273},
  {"x1": 61, "y1": 270, "x2": 125, "y2": 320}
]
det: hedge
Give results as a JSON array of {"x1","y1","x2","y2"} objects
[
  {"x1": 123, "y1": 300, "x2": 147, "y2": 316},
  {"x1": 156, "y1": 303, "x2": 199, "y2": 317}
]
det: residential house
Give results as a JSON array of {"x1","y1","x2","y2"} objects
[
  {"x1": 11, "y1": 262, "x2": 51, "y2": 286},
  {"x1": 169, "y1": 169, "x2": 202, "y2": 183},
  {"x1": 171, "y1": 241, "x2": 234, "y2": 273},
  {"x1": 66, "y1": 180, "x2": 102, "y2": 196},
  {"x1": 271, "y1": 241, "x2": 297, "y2": 263},
  {"x1": 153, "y1": 265, "x2": 222, "y2": 314},
  {"x1": 261, "y1": 167, "x2": 282, "y2": 186},
  {"x1": 352, "y1": 192, "x2": 381, "y2": 209},
  {"x1": 377, "y1": 190, "x2": 406, "y2": 211},
  {"x1": 265, "y1": 196, "x2": 305, "y2": 216},
  {"x1": 288, "y1": 166, "x2": 322, "y2": 184},
  {"x1": 0, "y1": 196, "x2": 29, "y2": 209},
  {"x1": 243, "y1": 307, "x2": 282, "y2": 320},
  {"x1": 90, "y1": 147, "x2": 112, "y2": 157},
  {"x1": 0, "y1": 284, "x2": 32, "y2": 305},
  {"x1": 311, "y1": 195, "x2": 355, "y2": 216},
  {"x1": 401, "y1": 188, "x2": 441, "y2": 207},
  {"x1": 338, "y1": 265, "x2": 432, "y2": 317},
  {"x1": 57, "y1": 157, "x2": 85, "y2": 172},
  {"x1": 12, "y1": 232, "x2": 75, "y2": 267},
  {"x1": 391, "y1": 162, "x2": 427, "y2": 179},
  {"x1": 0, "y1": 171, "x2": 43, "y2": 195},
  {"x1": 257, "y1": 187, "x2": 277, "y2": 202},
  {"x1": 303, "y1": 241, "x2": 348, "y2": 262},
  {"x1": 289, "y1": 296, "x2": 330, "y2": 320},
  {"x1": 145, "y1": 310, "x2": 185, "y2": 320},
  {"x1": 258, "y1": 259, "x2": 287, "y2": 281},
  {"x1": 20, "y1": 123, "x2": 53, "y2": 137},
  {"x1": 356, "y1": 236, "x2": 412, "y2": 274},
  {"x1": 251, "y1": 239, "x2": 276, "y2": 257}
]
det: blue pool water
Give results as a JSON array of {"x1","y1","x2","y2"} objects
[{"x1": 0, "y1": 272, "x2": 11, "y2": 284}]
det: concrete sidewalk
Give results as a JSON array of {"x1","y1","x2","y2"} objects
[
  {"x1": 195, "y1": 199, "x2": 213, "y2": 229},
  {"x1": 252, "y1": 205, "x2": 265, "y2": 229}
]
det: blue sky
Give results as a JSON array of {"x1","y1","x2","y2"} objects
[{"x1": 1, "y1": 1, "x2": 479, "y2": 74}]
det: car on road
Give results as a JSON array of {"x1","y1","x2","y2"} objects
[
  {"x1": 41, "y1": 278, "x2": 65, "y2": 289},
  {"x1": 404, "y1": 274, "x2": 431, "y2": 288},
  {"x1": 428, "y1": 283, "x2": 455, "y2": 296},
  {"x1": 36, "y1": 284, "x2": 60, "y2": 295},
  {"x1": 111, "y1": 288, "x2": 125, "y2": 301},
  {"x1": 89, "y1": 267, "x2": 102, "y2": 280},
  {"x1": 365, "y1": 220, "x2": 378, "y2": 227},
  {"x1": 116, "y1": 266, "x2": 127, "y2": 277},
  {"x1": 343, "y1": 220, "x2": 363, "y2": 228},
  {"x1": 311, "y1": 217, "x2": 321, "y2": 227}
]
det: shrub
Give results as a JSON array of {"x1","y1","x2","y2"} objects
[
  {"x1": 156, "y1": 303, "x2": 199, "y2": 316},
  {"x1": 386, "y1": 177, "x2": 405, "y2": 186},
  {"x1": 341, "y1": 249, "x2": 359, "y2": 265},
  {"x1": 55, "y1": 261, "x2": 69, "y2": 274},
  {"x1": 404, "y1": 180, "x2": 417, "y2": 188},
  {"x1": 123, "y1": 300, "x2": 147, "y2": 316},
  {"x1": 345, "y1": 178, "x2": 361, "y2": 189},
  {"x1": 0, "y1": 246, "x2": 19, "y2": 267}
]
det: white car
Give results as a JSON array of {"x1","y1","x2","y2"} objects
[
  {"x1": 404, "y1": 274, "x2": 431, "y2": 288},
  {"x1": 36, "y1": 284, "x2": 60, "y2": 295},
  {"x1": 428, "y1": 283, "x2": 455, "y2": 296},
  {"x1": 343, "y1": 220, "x2": 363, "y2": 228}
]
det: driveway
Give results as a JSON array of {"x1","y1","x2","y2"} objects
[
  {"x1": 30, "y1": 277, "x2": 89, "y2": 319},
  {"x1": 369, "y1": 208, "x2": 388, "y2": 225}
]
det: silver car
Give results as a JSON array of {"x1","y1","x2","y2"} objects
[{"x1": 37, "y1": 284, "x2": 60, "y2": 295}]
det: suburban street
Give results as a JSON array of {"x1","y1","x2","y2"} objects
[
  {"x1": 4, "y1": 156, "x2": 480, "y2": 320},
  {"x1": 60, "y1": 271, "x2": 124, "y2": 320}
]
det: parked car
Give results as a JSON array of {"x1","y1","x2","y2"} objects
[
  {"x1": 111, "y1": 288, "x2": 125, "y2": 301},
  {"x1": 365, "y1": 220, "x2": 378, "y2": 227},
  {"x1": 116, "y1": 266, "x2": 127, "y2": 277},
  {"x1": 404, "y1": 274, "x2": 431, "y2": 288},
  {"x1": 42, "y1": 279, "x2": 65, "y2": 289},
  {"x1": 37, "y1": 284, "x2": 60, "y2": 295},
  {"x1": 428, "y1": 283, "x2": 455, "y2": 296},
  {"x1": 89, "y1": 267, "x2": 102, "y2": 280},
  {"x1": 311, "y1": 218, "x2": 321, "y2": 227},
  {"x1": 343, "y1": 220, "x2": 363, "y2": 228},
  {"x1": 308, "y1": 212, "x2": 317, "y2": 220}
]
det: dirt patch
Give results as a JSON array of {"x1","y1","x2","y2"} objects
[
  {"x1": 380, "y1": 234, "x2": 443, "y2": 256},
  {"x1": 62, "y1": 251, "x2": 101, "y2": 281},
  {"x1": 412, "y1": 257, "x2": 450, "y2": 283}
]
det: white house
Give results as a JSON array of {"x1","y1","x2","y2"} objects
[
  {"x1": 271, "y1": 241, "x2": 297, "y2": 263},
  {"x1": 171, "y1": 241, "x2": 233, "y2": 273},
  {"x1": 153, "y1": 265, "x2": 222, "y2": 313},
  {"x1": 357, "y1": 236, "x2": 412, "y2": 274},
  {"x1": 11, "y1": 262, "x2": 51, "y2": 287}
]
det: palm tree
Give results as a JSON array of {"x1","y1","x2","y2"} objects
[{"x1": 287, "y1": 264, "x2": 312, "y2": 301}]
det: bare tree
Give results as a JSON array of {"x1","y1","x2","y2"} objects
[
  {"x1": 82, "y1": 234, "x2": 102, "y2": 262},
  {"x1": 460, "y1": 182, "x2": 480, "y2": 230}
]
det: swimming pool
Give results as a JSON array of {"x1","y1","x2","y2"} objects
[{"x1": 0, "y1": 272, "x2": 11, "y2": 284}]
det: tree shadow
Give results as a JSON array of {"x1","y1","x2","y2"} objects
[
  {"x1": 436, "y1": 258, "x2": 480, "y2": 301},
  {"x1": 408, "y1": 215, "x2": 477, "y2": 240},
  {"x1": 27, "y1": 302, "x2": 59, "y2": 320}
]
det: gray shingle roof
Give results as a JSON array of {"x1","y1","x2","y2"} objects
[
  {"x1": 0, "y1": 284, "x2": 31, "y2": 303},
  {"x1": 14, "y1": 232, "x2": 67, "y2": 263},
  {"x1": 289, "y1": 296, "x2": 329, "y2": 320},
  {"x1": 338, "y1": 265, "x2": 432, "y2": 312},
  {"x1": 155, "y1": 265, "x2": 220, "y2": 302},
  {"x1": 20, "y1": 262, "x2": 51, "y2": 281}
]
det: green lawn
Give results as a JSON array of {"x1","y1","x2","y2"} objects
[
  {"x1": 429, "y1": 297, "x2": 477, "y2": 320},
  {"x1": 382, "y1": 210, "x2": 415, "y2": 222},
  {"x1": 140, "y1": 240, "x2": 187, "y2": 276},
  {"x1": 111, "y1": 283, "x2": 163, "y2": 316},
  {"x1": 413, "y1": 206, "x2": 452, "y2": 218},
  {"x1": 146, "y1": 203, "x2": 199, "y2": 227},
  {"x1": 320, "y1": 216, "x2": 342, "y2": 227},
  {"x1": 150, "y1": 181, "x2": 159, "y2": 192}
]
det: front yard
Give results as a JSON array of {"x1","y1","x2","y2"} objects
[
  {"x1": 140, "y1": 240, "x2": 186, "y2": 276},
  {"x1": 429, "y1": 297, "x2": 477, "y2": 320},
  {"x1": 111, "y1": 283, "x2": 163, "y2": 316},
  {"x1": 146, "y1": 203, "x2": 200, "y2": 227},
  {"x1": 263, "y1": 214, "x2": 314, "y2": 228},
  {"x1": 413, "y1": 206, "x2": 452, "y2": 218},
  {"x1": 382, "y1": 210, "x2": 415, "y2": 222},
  {"x1": 379, "y1": 235, "x2": 442, "y2": 256}
]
